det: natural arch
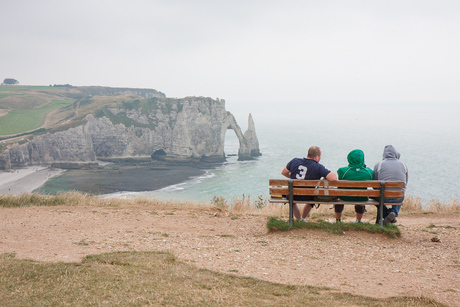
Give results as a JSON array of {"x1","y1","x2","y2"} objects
[{"x1": 225, "y1": 112, "x2": 261, "y2": 161}]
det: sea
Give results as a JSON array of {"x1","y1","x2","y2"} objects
[{"x1": 117, "y1": 101, "x2": 460, "y2": 206}]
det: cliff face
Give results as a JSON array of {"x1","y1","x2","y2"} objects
[{"x1": 0, "y1": 97, "x2": 261, "y2": 169}]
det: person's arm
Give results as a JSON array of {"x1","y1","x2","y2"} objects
[
  {"x1": 281, "y1": 167, "x2": 291, "y2": 178},
  {"x1": 373, "y1": 164, "x2": 379, "y2": 180},
  {"x1": 404, "y1": 163, "x2": 408, "y2": 184},
  {"x1": 325, "y1": 172, "x2": 337, "y2": 181}
]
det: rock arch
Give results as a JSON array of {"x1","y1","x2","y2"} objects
[{"x1": 225, "y1": 112, "x2": 261, "y2": 161}]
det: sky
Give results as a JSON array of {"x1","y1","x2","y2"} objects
[{"x1": 1, "y1": 0, "x2": 459, "y2": 109}]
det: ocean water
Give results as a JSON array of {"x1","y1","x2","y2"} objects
[{"x1": 125, "y1": 101, "x2": 460, "y2": 205}]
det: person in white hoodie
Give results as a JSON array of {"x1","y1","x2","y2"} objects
[{"x1": 373, "y1": 145, "x2": 408, "y2": 225}]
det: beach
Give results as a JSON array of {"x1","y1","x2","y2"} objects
[
  {"x1": 0, "y1": 166, "x2": 64, "y2": 195},
  {"x1": 0, "y1": 162, "x2": 210, "y2": 196}
]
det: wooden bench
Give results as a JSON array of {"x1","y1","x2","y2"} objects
[{"x1": 269, "y1": 179, "x2": 405, "y2": 226}]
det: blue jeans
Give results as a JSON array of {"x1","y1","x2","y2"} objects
[{"x1": 383, "y1": 197, "x2": 404, "y2": 218}]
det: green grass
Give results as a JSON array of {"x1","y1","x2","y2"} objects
[
  {"x1": 0, "y1": 93, "x2": 22, "y2": 99},
  {"x1": 0, "y1": 99, "x2": 73, "y2": 135},
  {"x1": 267, "y1": 217, "x2": 402, "y2": 238},
  {"x1": 0, "y1": 193, "x2": 70, "y2": 208},
  {"x1": 0, "y1": 251, "x2": 443, "y2": 306}
]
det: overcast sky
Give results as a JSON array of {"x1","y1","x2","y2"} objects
[{"x1": 1, "y1": 0, "x2": 459, "y2": 107}]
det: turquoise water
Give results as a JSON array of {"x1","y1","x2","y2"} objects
[{"x1": 123, "y1": 102, "x2": 460, "y2": 204}]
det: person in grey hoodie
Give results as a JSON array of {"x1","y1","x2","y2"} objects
[{"x1": 373, "y1": 145, "x2": 408, "y2": 224}]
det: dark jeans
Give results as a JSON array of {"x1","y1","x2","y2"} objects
[
  {"x1": 373, "y1": 197, "x2": 404, "y2": 218},
  {"x1": 383, "y1": 197, "x2": 404, "y2": 218}
]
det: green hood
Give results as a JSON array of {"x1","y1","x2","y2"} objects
[{"x1": 347, "y1": 149, "x2": 366, "y2": 169}]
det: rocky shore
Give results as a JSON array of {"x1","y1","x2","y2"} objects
[{"x1": 0, "y1": 160, "x2": 212, "y2": 196}]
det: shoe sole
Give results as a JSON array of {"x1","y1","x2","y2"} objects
[{"x1": 383, "y1": 212, "x2": 396, "y2": 225}]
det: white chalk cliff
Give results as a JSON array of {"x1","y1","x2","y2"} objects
[{"x1": 0, "y1": 97, "x2": 261, "y2": 169}]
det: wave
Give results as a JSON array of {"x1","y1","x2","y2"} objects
[{"x1": 156, "y1": 170, "x2": 215, "y2": 192}]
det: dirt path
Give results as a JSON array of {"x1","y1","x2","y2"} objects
[{"x1": 1, "y1": 206, "x2": 459, "y2": 306}]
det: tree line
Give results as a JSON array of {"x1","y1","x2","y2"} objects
[{"x1": 2, "y1": 78, "x2": 19, "y2": 85}]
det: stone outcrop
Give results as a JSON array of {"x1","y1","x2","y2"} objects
[
  {"x1": 242, "y1": 114, "x2": 261, "y2": 158},
  {"x1": 0, "y1": 97, "x2": 261, "y2": 169}
]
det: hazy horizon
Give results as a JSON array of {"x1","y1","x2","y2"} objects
[{"x1": 1, "y1": 0, "x2": 459, "y2": 114}]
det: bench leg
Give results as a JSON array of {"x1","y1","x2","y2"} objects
[
  {"x1": 379, "y1": 182, "x2": 385, "y2": 227},
  {"x1": 288, "y1": 180, "x2": 294, "y2": 226}
]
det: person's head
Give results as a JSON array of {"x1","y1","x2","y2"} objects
[
  {"x1": 307, "y1": 146, "x2": 322, "y2": 162},
  {"x1": 383, "y1": 145, "x2": 400, "y2": 160},
  {"x1": 347, "y1": 149, "x2": 366, "y2": 168}
]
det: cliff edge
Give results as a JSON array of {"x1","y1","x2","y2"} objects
[{"x1": 0, "y1": 87, "x2": 261, "y2": 169}]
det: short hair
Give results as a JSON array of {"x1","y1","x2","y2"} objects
[{"x1": 307, "y1": 146, "x2": 321, "y2": 158}]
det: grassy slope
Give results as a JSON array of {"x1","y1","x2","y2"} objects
[
  {"x1": 0, "y1": 86, "x2": 77, "y2": 137},
  {"x1": 0, "y1": 251, "x2": 442, "y2": 307},
  {"x1": 0, "y1": 86, "x2": 152, "y2": 140},
  {"x1": 0, "y1": 100, "x2": 73, "y2": 135}
]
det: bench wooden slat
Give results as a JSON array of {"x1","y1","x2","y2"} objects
[
  {"x1": 293, "y1": 180, "x2": 382, "y2": 188},
  {"x1": 269, "y1": 179, "x2": 291, "y2": 186},
  {"x1": 269, "y1": 187, "x2": 405, "y2": 198},
  {"x1": 269, "y1": 198, "x2": 403, "y2": 206},
  {"x1": 293, "y1": 189, "x2": 379, "y2": 197},
  {"x1": 270, "y1": 198, "x2": 378, "y2": 205},
  {"x1": 269, "y1": 179, "x2": 405, "y2": 189}
]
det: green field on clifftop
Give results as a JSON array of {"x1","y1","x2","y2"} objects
[
  {"x1": 0, "y1": 85, "x2": 166, "y2": 140},
  {"x1": 0, "y1": 100, "x2": 72, "y2": 136}
]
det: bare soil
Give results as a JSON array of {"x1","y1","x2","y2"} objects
[{"x1": 1, "y1": 206, "x2": 459, "y2": 306}]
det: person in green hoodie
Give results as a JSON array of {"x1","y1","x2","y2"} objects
[{"x1": 335, "y1": 149, "x2": 374, "y2": 223}]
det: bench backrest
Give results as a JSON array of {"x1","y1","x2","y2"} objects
[{"x1": 269, "y1": 179, "x2": 405, "y2": 198}]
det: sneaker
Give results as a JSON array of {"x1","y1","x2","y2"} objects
[
  {"x1": 355, "y1": 219, "x2": 362, "y2": 223},
  {"x1": 336, "y1": 219, "x2": 341, "y2": 223},
  {"x1": 383, "y1": 212, "x2": 396, "y2": 226},
  {"x1": 300, "y1": 217, "x2": 305, "y2": 222}
]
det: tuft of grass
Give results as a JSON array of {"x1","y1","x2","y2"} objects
[
  {"x1": 0, "y1": 251, "x2": 443, "y2": 307},
  {"x1": 0, "y1": 191, "x2": 209, "y2": 210},
  {"x1": 216, "y1": 194, "x2": 290, "y2": 216},
  {"x1": 267, "y1": 217, "x2": 401, "y2": 238},
  {"x1": 218, "y1": 234, "x2": 235, "y2": 238},
  {"x1": 427, "y1": 197, "x2": 460, "y2": 213},
  {"x1": 402, "y1": 195, "x2": 460, "y2": 213},
  {"x1": 74, "y1": 241, "x2": 89, "y2": 246},
  {"x1": 211, "y1": 195, "x2": 228, "y2": 211},
  {"x1": 401, "y1": 195, "x2": 424, "y2": 213}
]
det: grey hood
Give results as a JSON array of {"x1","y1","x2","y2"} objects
[
  {"x1": 383, "y1": 145, "x2": 400, "y2": 160},
  {"x1": 374, "y1": 145, "x2": 408, "y2": 185}
]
